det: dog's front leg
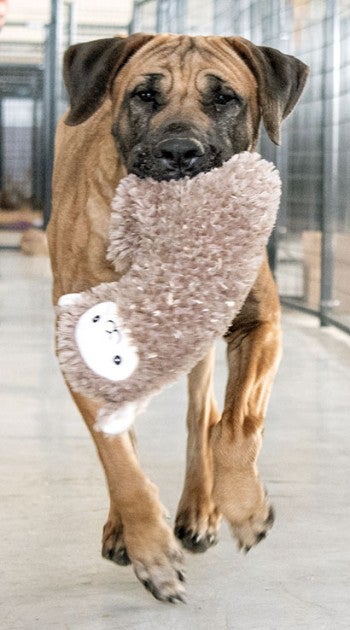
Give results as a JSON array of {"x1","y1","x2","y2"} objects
[
  {"x1": 211, "y1": 261, "x2": 282, "y2": 552},
  {"x1": 175, "y1": 346, "x2": 221, "y2": 552},
  {"x1": 70, "y1": 390, "x2": 185, "y2": 602}
]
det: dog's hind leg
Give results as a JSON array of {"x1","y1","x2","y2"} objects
[{"x1": 175, "y1": 345, "x2": 222, "y2": 552}]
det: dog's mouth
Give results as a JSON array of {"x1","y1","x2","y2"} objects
[{"x1": 126, "y1": 138, "x2": 225, "y2": 181}]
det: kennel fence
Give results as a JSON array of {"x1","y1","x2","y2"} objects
[
  {"x1": 0, "y1": 64, "x2": 44, "y2": 210},
  {"x1": 0, "y1": 0, "x2": 130, "y2": 245}
]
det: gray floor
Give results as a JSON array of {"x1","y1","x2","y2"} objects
[{"x1": 1, "y1": 251, "x2": 350, "y2": 630}]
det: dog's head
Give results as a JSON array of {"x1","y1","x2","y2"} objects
[{"x1": 64, "y1": 33, "x2": 308, "y2": 181}]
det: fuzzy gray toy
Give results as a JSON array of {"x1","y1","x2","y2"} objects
[{"x1": 57, "y1": 152, "x2": 281, "y2": 435}]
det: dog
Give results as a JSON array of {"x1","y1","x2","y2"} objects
[{"x1": 47, "y1": 33, "x2": 308, "y2": 602}]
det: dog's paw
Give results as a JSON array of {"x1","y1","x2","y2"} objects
[
  {"x1": 102, "y1": 519, "x2": 131, "y2": 566},
  {"x1": 211, "y1": 422, "x2": 275, "y2": 553},
  {"x1": 175, "y1": 494, "x2": 221, "y2": 553},
  {"x1": 213, "y1": 470, "x2": 275, "y2": 553},
  {"x1": 125, "y1": 522, "x2": 186, "y2": 603},
  {"x1": 133, "y1": 551, "x2": 186, "y2": 603},
  {"x1": 230, "y1": 501, "x2": 275, "y2": 553}
]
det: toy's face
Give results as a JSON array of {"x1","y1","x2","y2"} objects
[{"x1": 75, "y1": 302, "x2": 139, "y2": 381}]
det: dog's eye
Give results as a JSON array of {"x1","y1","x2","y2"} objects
[
  {"x1": 213, "y1": 92, "x2": 237, "y2": 106},
  {"x1": 136, "y1": 90, "x2": 157, "y2": 103}
]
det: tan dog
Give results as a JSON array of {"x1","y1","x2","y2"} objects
[{"x1": 47, "y1": 33, "x2": 308, "y2": 602}]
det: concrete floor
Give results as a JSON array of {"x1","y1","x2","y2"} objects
[{"x1": 1, "y1": 250, "x2": 350, "y2": 630}]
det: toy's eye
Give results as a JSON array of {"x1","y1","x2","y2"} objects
[
  {"x1": 113, "y1": 355, "x2": 122, "y2": 365},
  {"x1": 92, "y1": 315, "x2": 100, "y2": 323}
]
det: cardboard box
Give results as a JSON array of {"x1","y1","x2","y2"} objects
[{"x1": 302, "y1": 230, "x2": 350, "y2": 312}]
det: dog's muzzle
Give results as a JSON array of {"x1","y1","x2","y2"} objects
[
  {"x1": 153, "y1": 137, "x2": 205, "y2": 177},
  {"x1": 128, "y1": 136, "x2": 223, "y2": 181}
]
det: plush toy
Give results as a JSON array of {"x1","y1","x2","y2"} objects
[{"x1": 57, "y1": 152, "x2": 281, "y2": 435}]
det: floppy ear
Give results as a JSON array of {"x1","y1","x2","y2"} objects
[
  {"x1": 63, "y1": 33, "x2": 154, "y2": 126},
  {"x1": 227, "y1": 36, "x2": 309, "y2": 145}
]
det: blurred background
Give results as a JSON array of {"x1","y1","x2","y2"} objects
[{"x1": 0, "y1": 0, "x2": 349, "y2": 334}]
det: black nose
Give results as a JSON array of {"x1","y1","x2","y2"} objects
[{"x1": 154, "y1": 137, "x2": 204, "y2": 173}]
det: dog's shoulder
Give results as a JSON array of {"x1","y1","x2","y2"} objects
[{"x1": 48, "y1": 100, "x2": 124, "y2": 299}]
